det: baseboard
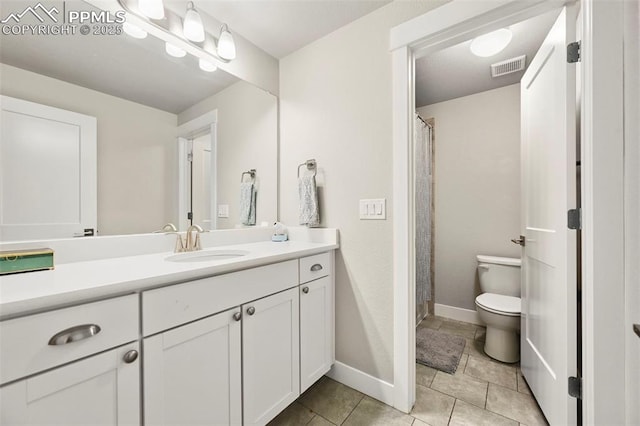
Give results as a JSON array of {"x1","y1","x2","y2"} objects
[
  {"x1": 326, "y1": 361, "x2": 394, "y2": 406},
  {"x1": 434, "y1": 303, "x2": 483, "y2": 325}
]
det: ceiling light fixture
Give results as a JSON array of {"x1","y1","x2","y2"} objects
[
  {"x1": 217, "y1": 24, "x2": 236, "y2": 60},
  {"x1": 183, "y1": 1, "x2": 205, "y2": 43},
  {"x1": 138, "y1": 0, "x2": 164, "y2": 20},
  {"x1": 165, "y1": 42, "x2": 186, "y2": 58},
  {"x1": 199, "y1": 58, "x2": 218, "y2": 72},
  {"x1": 470, "y1": 28, "x2": 513, "y2": 57},
  {"x1": 123, "y1": 21, "x2": 148, "y2": 39}
]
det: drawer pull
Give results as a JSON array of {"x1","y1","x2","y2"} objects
[
  {"x1": 310, "y1": 264, "x2": 323, "y2": 272},
  {"x1": 302, "y1": 286, "x2": 310, "y2": 294},
  {"x1": 123, "y1": 350, "x2": 138, "y2": 364},
  {"x1": 48, "y1": 324, "x2": 101, "y2": 346}
]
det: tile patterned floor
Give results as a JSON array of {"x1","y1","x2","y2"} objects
[{"x1": 268, "y1": 316, "x2": 549, "y2": 426}]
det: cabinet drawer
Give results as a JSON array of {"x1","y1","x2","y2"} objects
[
  {"x1": 0, "y1": 295, "x2": 139, "y2": 386},
  {"x1": 143, "y1": 260, "x2": 298, "y2": 336},
  {"x1": 299, "y1": 252, "x2": 331, "y2": 284}
]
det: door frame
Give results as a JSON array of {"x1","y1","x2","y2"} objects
[
  {"x1": 177, "y1": 110, "x2": 218, "y2": 231},
  {"x1": 390, "y1": 0, "x2": 626, "y2": 422}
]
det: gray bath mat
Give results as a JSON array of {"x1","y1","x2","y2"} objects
[{"x1": 416, "y1": 328, "x2": 465, "y2": 374}]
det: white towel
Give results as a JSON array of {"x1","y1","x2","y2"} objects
[
  {"x1": 240, "y1": 182, "x2": 256, "y2": 226},
  {"x1": 298, "y1": 175, "x2": 319, "y2": 227}
]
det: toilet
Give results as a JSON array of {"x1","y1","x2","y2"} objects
[{"x1": 475, "y1": 255, "x2": 521, "y2": 363}]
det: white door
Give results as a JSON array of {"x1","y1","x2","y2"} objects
[
  {"x1": 520, "y1": 6, "x2": 577, "y2": 425},
  {"x1": 243, "y1": 287, "x2": 300, "y2": 426},
  {"x1": 144, "y1": 308, "x2": 242, "y2": 426},
  {"x1": 0, "y1": 96, "x2": 97, "y2": 241},
  {"x1": 0, "y1": 343, "x2": 140, "y2": 425},
  {"x1": 300, "y1": 276, "x2": 334, "y2": 392}
]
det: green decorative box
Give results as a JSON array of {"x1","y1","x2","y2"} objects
[{"x1": 0, "y1": 248, "x2": 54, "y2": 275}]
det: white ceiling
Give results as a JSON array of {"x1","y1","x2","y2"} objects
[
  {"x1": 0, "y1": 0, "x2": 391, "y2": 113},
  {"x1": 415, "y1": 9, "x2": 561, "y2": 107},
  {"x1": 195, "y1": 0, "x2": 392, "y2": 59}
]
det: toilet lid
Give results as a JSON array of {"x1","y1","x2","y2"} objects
[{"x1": 475, "y1": 293, "x2": 521, "y2": 315}]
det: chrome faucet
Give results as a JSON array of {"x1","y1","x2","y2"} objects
[{"x1": 185, "y1": 224, "x2": 204, "y2": 252}]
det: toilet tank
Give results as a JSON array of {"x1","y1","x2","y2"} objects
[{"x1": 477, "y1": 255, "x2": 521, "y2": 297}]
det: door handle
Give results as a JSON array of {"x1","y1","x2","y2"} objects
[{"x1": 511, "y1": 236, "x2": 525, "y2": 246}]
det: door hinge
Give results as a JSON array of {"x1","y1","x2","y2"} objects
[
  {"x1": 568, "y1": 208, "x2": 581, "y2": 230},
  {"x1": 187, "y1": 212, "x2": 193, "y2": 220},
  {"x1": 567, "y1": 41, "x2": 581, "y2": 63},
  {"x1": 568, "y1": 376, "x2": 582, "y2": 399},
  {"x1": 187, "y1": 152, "x2": 193, "y2": 162}
]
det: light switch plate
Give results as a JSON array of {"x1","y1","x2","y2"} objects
[
  {"x1": 359, "y1": 199, "x2": 386, "y2": 220},
  {"x1": 217, "y1": 204, "x2": 229, "y2": 218}
]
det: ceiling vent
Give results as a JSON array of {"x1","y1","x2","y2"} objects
[{"x1": 491, "y1": 55, "x2": 526, "y2": 77}]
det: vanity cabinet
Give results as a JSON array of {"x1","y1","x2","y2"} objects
[
  {"x1": 299, "y1": 252, "x2": 335, "y2": 392},
  {"x1": 242, "y1": 287, "x2": 300, "y2": 426},
  {"x1": 144, "y1": 308, "x2": 242, "y2": 426},
  {"x1": 0, "y1": 295, "x2": 140, "y2": 425}
]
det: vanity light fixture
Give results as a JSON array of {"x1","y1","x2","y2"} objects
[
  {"x1": 183, "y1": 1, "x2": 205, "y2": 43},
  {"x1": 217, "y1": 24, "x2": 236, "y2": 60},
  {"x1": 470, "y1": 28, "x2": 513, "y2": 57},
  {"x1": 165, "y1": 42, "x2": 186, "y2": 58},
  {"x1": 199, "y1": 58, "x2": 217, "y2": 72},
  {"x1": 138, "y1": 0, "x2": 164, "y2": 20},
  {"x1": 123, "y1": 21, "x2": 148, "y2": 39}
]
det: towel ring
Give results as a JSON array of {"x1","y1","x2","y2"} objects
[
  {"x1": 297, "y1": 159, "x2": 317, "y2": 178},
  {"x1": 241, "y1": 169, "x2": 256, "y2": 182}
]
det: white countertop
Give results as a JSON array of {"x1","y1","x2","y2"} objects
[{"x1": 0, "y1": 240, "x2": 338, "y2": 320}]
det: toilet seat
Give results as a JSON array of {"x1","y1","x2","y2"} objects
[{"x1": 475, "y1": 293, "x2": 521, "y2": 317}]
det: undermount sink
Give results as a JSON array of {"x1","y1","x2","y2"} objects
[{"x1": 165, "y1": 249, "x2": 250, "y2": 263}]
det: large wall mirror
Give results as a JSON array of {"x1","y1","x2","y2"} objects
[{"x1": 0, "y1": 0, "x2": 278, "y2": 240}]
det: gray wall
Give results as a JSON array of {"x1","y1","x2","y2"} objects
[
  {"x1": 0, "y1": 63, "x2": 178, "y2": 236},
  {"x1": 418, "y1": 84, "x2": 522, "y2": 311},
  {"x1": 179, "y1": 81, "x2": 278, "y2": 229},
  {"x1": 280, "y1": 0, "x2": 447, "y2": 383}
]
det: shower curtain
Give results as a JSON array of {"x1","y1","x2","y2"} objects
[{"x1": 415, "y1": 114, "x2": 432, "y2": 323}]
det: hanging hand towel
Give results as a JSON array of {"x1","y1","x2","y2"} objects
[
  {"x1": 298, "y1": 175, "x2": 320, "y2": 227},
  {"x1": 240, "y1": 182, "x2": 256, "y2": 226}
]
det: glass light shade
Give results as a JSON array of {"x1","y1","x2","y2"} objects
[
  {"x1": 165, "y1": 42, "x2": 186, "y2": 58},
  {"x1": 199, "y1": 58, "x2": 217, "y2": 72},
  {"x1": 470, "y1": 29, "x2": 513, "y2": 57},
  {"x1": 123, "y1": 22, "x2": 147, "y2": 39},
  {"x1": 138, "y1": 0, "x2": 164, "y2": 20},
  {"x1": 217, "y1": 25, "x2": 236, "y2": 60},
  {"x1": 183, "y1": 3, "x2": 205, "y2": 42}
]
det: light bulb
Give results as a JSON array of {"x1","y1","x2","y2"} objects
[
  {"x1": 470, "y1": 28, "x2": 513, "y2": 57},
  {"x1": 123, "y1": 22, "x2": 147, "y2": 39},
  {"x1": 165, "y1": 42, "x2": 186, "y2": 58},
  {"x1": 183, "y1": 2, "x2": 205, "y2": 43},
  {"x1": 217, "y1": 24, "x2": 236, "y2": 60},
  {"x1": 138, "y1": 0, "x2": 164, "y2": 20},
  {"x1": 199, "y1": 58, "x2": 217, "y2": 72}
]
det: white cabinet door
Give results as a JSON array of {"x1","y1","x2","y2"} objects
[
  {"x1": 0, "y1": 342, "x2": 140, "y2": 426},
  {"x1": 144, "y1": 308, "x2": 242, "y2": 426},
  {"x1": 243, "y1": 287, "x2": 300, "y2": 426},
  {"x1": 300, "y1": 276, "x2": 334, "y2": 392},
  {"x1": 0, "y1": 95, "x2": 97, "y2": 241}
]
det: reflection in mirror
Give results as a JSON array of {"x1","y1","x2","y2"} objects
[{"x1": 0, "y1": 0, "x2": 278, "y2": 240}]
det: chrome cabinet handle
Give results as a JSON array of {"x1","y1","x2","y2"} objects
[
  {"x1": 123, "y1": 350, "x2": 138, "y2": 364},
  {"x1": 302, "y1": 286, "x2": 309, "y2": 294},
  {"x1": 233, "y1": 312, "x2": 242, "y2": 321},
  {"x1": 48, "y1": 324, "x2": 101, "y2": 346},
  {"x1": 247, "y1": 306, "x2": 255, "y2": 316},
  {"x1": 310, "y1": 264, "x2": 323, "y2": 272},
  {"x1": 511, "y1": 236, "x2": 525, "y2": 246}
]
